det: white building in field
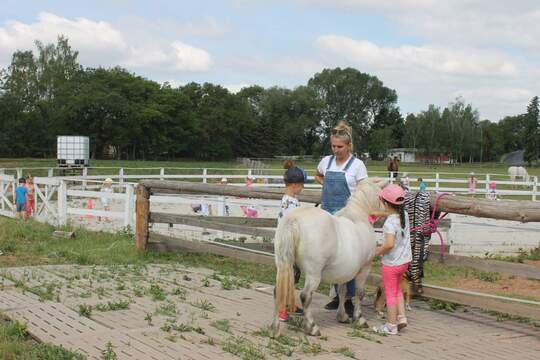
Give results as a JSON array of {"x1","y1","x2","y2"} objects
[{"x1": 387, "y1": 148, "x2": 418, "y2": 163}]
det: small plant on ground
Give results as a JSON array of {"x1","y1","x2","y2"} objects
[
  {"x1": 430, "y1": 299, "x2": 461, "y2": 312},
  {"x1": 253, "y1": 327, "x2": 272, "y2": 338},
  {"x1": 333, "y1": 346, "x2": 356, "y2": 359},
  {"x1": 191, "y1": 299, "x2": 216, "y2": 312},
  {"x1": 155, "y1": 302, "x2": 177, "y2": 317},
  {"x1": 287, "y1": 316, "x2": 304, "y2": 332},
  {"x1": 347, "y1": 326, "x2": 383, "y2": 343},
  {"x1": 301, "y1": 338, "x2": 324, "y2": 354},
  {"x1": 101, "y1": 341, "x2": 118, "y2": 360},
  {"x1": 222, "y1": 336, "x2": 266, "y2": 360},
  {"x1": 144, "y1": 313, "x2": 153, "y2": 326},
  {"x1": 473, "y1": 270, "x2": 502, "y2": 283},
  {"x1": 172, "y1": 287, "x2": 187, "y2": 300},
  {"x1": 148, "y1": 284, "x2": 167, "y2": 301},
  {"x1": 95, "y1": 300, "x2": 130, "y2": 312},
  {"x1": 202, "y1": 277, "x2": 210, "y2": 287},
  {"x1": 211, "y1": 319, "x2": 231, "y2": 333},
  {"x1": 78, "y1": 304, "x2": 93, "y2": 318}
]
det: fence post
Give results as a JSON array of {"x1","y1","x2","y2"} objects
[
  {"x1": 82, "y1": 167, "x2": 88, "y2": 190},
  {"x1": 248, "y1": 169, "x2": 252, "y2": 179},
  {"x1": 58, "y1": 180, "x2": 67, "y2": 226},
  {"x1": 435, "y1": 173, "x2": 440, "y2": 192},
  {"x1": 136, "y1": 185, "x2": 150, "y2": 252},
  {"x1": 203, "y1": 168, "x2": 207, "y2": 183},
  {"x1": 16, "y1": 168, "x2": 22, "y2": 180},
  {"x1": 48, "y1": 168, "x2": 54, "y2": 177},
  {"x1": 124, "y1": 184, "x2": 135, "y2": 229},
  {"x1": 533, "y1": 176, "x2": 538, "y2": 201},
  {"x1": 160, "y1": 168, "x2": 165, "y2": 181},
  {"x1": 119, "y1": 168, "x2": 124, "y2": 185},
  {"x1": 0, "y1": 168, "x2": 4, "y2": 175},
  {"x1": 485, "y1": 174, "x2": 490, "y2": 199}
]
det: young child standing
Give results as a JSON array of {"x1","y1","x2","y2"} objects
[
  {"x1": 100, "y1": 178, "x2": 114, "y2": 222},
  {"x1": 417, "y1": 177, "x2": 427, "y2": 191},
  {"x1": 373, "y1": 184, "x2": 412, "y2": 335},
  {"x1": 15, "y1": 178, "x2": 28, "y2": 219},
  {"x1": 468, "y1": 172, "x2": 477, "y2": 196},
  {"x1": 25, "y1": 176, "x2": 36, "y2": 217},
  {"x1": 277, "y1": 162, "x2": 307, "y2": 321}
]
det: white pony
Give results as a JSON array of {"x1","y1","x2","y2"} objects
[
  {"x1": 272, "y1": 178, "x2": 386, "y2": 336},
  {"x1": 508, "y1": 166, "x2": 529, "y2": 183}
]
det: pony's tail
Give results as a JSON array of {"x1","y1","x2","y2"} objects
[{"x1": 272, "y1": 217, "x2": 298, "y2": 334}]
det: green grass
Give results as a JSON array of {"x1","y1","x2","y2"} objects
[{"x1": 0, "y1": 318, "x2": 86, "y2": 359}]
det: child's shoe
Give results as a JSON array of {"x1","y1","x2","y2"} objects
[
  {"x1": 397, "y1": 315, "x2": 408, "y2": 330},
  {"x1": 372, "y1": 322, "x2": 398, "y2": 335},
  {"x1": 278, "y1": 310, "x2": 290, "y2": 322},
  {"x1": 293, "y1": 307, "x2": 304, "y2": 316}
]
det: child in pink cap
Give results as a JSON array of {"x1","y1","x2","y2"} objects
[{"x1": 372, "y1": 184, "x2": 412, "y2": 335}]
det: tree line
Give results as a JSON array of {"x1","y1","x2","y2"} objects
[{"x1": 0, "y1": 36, "x2": 539, "y2": 163}]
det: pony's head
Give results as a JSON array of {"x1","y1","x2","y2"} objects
[{"x1": 348, "y1": 177, "x2": 387, "y2": 216}]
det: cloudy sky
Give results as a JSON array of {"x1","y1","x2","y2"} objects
[{"x1": 1, "y1": 0, "x2": 539, "y2": 121}]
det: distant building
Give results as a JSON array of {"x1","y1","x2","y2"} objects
[
  {"x1": 387, "y1": 148, "x2": 452, "y2": 164},
  {"x1": 387, "y1": 148, "x2": 419, "y2": 163}
]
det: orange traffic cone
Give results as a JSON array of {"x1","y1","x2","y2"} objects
[{"x1": 84, "y1": 198, "x2": 96, "y2": 218}]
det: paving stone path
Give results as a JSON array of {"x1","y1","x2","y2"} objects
[{"x1": 0, "y1": 264, "x2": 538, "y2": 360}]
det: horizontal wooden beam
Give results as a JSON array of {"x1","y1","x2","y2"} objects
[
  {"x1": 141, "y1": 181, "x2": 540, "y2": 222},
  {"x1": 150, "y1": 212, "x2": 275, "y2": 238},
  {"x1": 431, "y1": 193, "x2": 540, "y2": 222},
  {"x1": 148, "y1": 233, "x2": 275, "y2": 265}
]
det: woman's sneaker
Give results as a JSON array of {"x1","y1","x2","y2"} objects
[
  {"x1": 397, "y1": 315, "x2": 408, "y2": 331},
  {"x1": 294, "y1": 307, "x2": 304, "y2": 316},
  {"x1": 372, "y1": 323, "x2": 398, "y2": 335},
  {"x1": 278, "y1": 310, "x2": 290, "y2": 322}
]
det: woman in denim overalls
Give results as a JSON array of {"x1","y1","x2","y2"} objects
[{"x1": 315, "y1": 121, "x2": 368, "y2": 315}]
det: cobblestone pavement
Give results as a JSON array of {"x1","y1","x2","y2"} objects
[{"x1": 0, "y1": 264, "x2": 538, "y2": 360}]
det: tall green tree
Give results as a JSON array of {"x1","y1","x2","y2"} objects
[{"x1": 524, "y1": 96, "x2": 540, "y2": 165}]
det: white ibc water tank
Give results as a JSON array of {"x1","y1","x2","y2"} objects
[{"x1": 57, "y1": 136, "x2": 90, "y2": 167}]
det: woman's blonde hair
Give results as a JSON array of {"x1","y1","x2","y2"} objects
[{"x1": 331, "y1": 120, "x2": 353, "y2": 152}]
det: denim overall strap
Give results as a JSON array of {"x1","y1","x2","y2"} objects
[{"x1": 321, "y1": 156, "x2": 355, "y2": 214}]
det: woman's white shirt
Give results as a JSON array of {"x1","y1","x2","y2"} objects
[{"x1": 317, "y1": 155, "x2": 368, "y2": 193}]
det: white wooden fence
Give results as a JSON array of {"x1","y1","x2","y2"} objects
[{"x1": 1, "y1": 166, "x2": 539, "y2": 200}]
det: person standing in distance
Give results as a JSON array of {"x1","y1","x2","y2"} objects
[{"x1": 315, "y1": 120, "x2": 368, "y2": 316}]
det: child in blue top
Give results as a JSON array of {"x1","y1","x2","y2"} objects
[{"x1": 15, "y1": 178, "x2": 28, "y2": 219}]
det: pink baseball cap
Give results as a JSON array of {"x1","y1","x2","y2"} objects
[{"x1": 379, "y1": 184, "x2": 406, "y2": 205}]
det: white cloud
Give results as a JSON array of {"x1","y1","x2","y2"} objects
[
  {"x1": 315, "y1": 34, "x2": 539, "y2": 120},
  {"x1": 0, "y1": 12, "x2": 211, "y2": 73},
  {"x1": 225, "y1": 83, "x2": 252, "y2": 93},
  {"x1": 316, "y1": 35, "x2": 520, "y2": 78}
]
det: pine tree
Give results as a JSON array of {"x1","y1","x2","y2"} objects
[{"x1": 524, "y1": 96, "x2": 539, "y2": 166}]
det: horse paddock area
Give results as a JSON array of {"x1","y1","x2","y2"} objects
[{"x1": 0, "y1": 264, "x2": 538, "y2": 360}]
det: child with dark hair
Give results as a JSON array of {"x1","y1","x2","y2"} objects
[
  {"x1": 277, "y1": 160, "x2": 307, "y2": 321},
  {"x1": 373, "y1": 184, "x2": 412, "y2": 335},
  {"x1": 15, "y1": 178, "x2": 28, "y2": 219}
]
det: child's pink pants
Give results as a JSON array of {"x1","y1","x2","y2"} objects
[{"x1": 381, "y1": 263, "x2": 410, "y2": 306}]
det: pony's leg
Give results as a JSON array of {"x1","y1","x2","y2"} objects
[
  {"x1": 352, "y1": 264, "x2": 371, "y2": 327},
  {"x1": 300, "y1": 275, "x2": 321, "y2": 336},
  {"x1": 271, "y1": 287, "x2": 283, "y2": 337},
  {"x1": 336, "y1": 283, "x2": 349, "y2": 323}
]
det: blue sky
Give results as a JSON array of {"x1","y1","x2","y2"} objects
[{"x1": 2, "y1": 0, "x2": 540, "y2": 121}]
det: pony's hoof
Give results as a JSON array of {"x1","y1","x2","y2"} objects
[
  {"x1": 337, "y1": 313, "x2": 350, "y2": 323},
  {"x1": 306, "y1": 325, "x2": 321, "y2": 337},
  {"x1": 272, "y1": 322, "x2": 282, "y2": 338},
  {"x1": 354, "y1": 317, "x2": 368, "y2": 328}
]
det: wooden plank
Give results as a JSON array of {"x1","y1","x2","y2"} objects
[
  {"x1": 421, "y1": 284, "x2": 540, "y2": 322},
  {"x1": 149, "y1": 212, "x2": 276, "y2": 238},
  {"x1": 152, "y1": 213, "x2": 278, "y2": 227},
  {"x1": 140, "y1": 180, "x2": 321, "y2": 203},
  {"x1": 136, "y1": 185, "x2": 150, "y2": 252},
  {"x1": 148, "y1": 233, "x2": 275, "y2": 265},
  {"x1": 435, "y1": 254, "x2": 540, "y2": 280},
  {"x1": 432, "y1": 193, "x2": 540, "y2": 222},
  {"x1": 142, "y1": 181, "x2": 540, "y2": 222}
]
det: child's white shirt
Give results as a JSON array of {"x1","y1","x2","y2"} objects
[
  {"x1": 101, "y1": 187, "x2": 113, "y2": 207},
  {"x1": 278, "y1": 194, "x2": 300, "y2": 220},
  {"x1": 382, "y1": 213, "x2": 412, "y2": 266}
]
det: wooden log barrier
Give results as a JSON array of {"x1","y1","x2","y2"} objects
[{"x1": 139, "y1": 180, "x2": 540, "y2": 222}]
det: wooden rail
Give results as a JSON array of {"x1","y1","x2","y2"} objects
[{"x1": 140, "y1": 180, "x2": 540, "y2": 222}]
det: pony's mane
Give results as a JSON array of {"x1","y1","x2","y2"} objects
[{"x1": 337, "y1": 178, "x2": 385, "y2": 222}]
